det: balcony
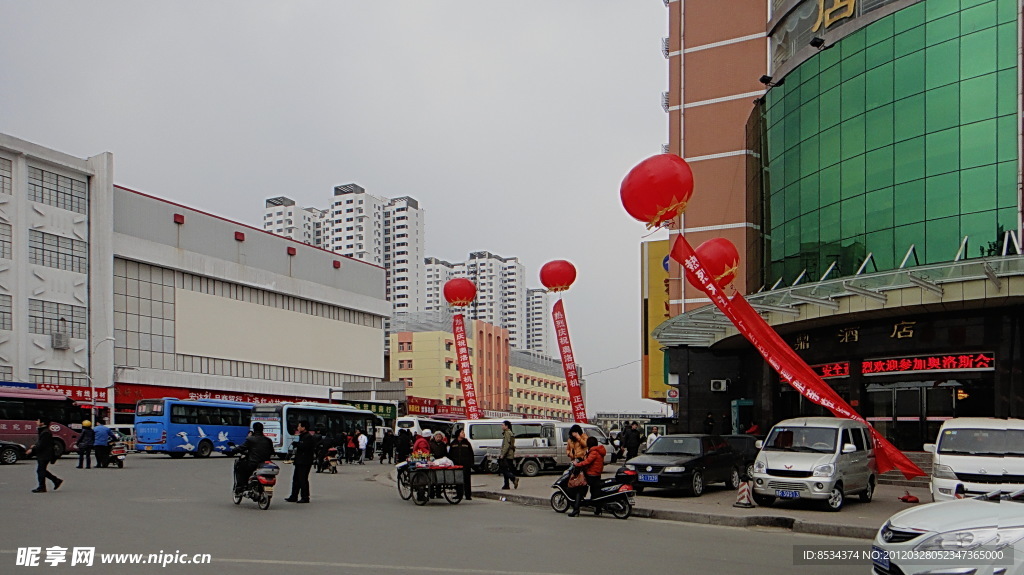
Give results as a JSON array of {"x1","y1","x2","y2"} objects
[{"x1": 661, "y1": 91, "x2": 670, "y2": 112}]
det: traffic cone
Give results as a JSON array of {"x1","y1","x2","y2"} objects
[{"x1": 733, "y1": 480, "x2": 755, "y2": 508}]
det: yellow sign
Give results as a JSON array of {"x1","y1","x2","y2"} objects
[
  {"x1": 812, "y1": 0, "x2": 856, "y2": 32},
  {"x1": 642, "y1": 240, "x2": 671, "y2": 401}
]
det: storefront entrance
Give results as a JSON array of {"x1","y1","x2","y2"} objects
[{"x1": 866, "y1": 379, "x2": 994, "y2": 450}]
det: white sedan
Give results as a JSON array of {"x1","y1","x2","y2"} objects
[{"x1": 871, "y1": 489, "x2": 1024, "y2": 575}]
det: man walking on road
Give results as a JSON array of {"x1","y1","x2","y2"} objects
[
  {"x1": 356, "y1": 429, "x2": 368, "y2": 465},
  {"x1": 499, "y1": 420, "x2": 519, "y2": 490},
  {"x1": 622, "y1": 422, "x2": 642, "y2": 460},
  {"x1": 92, "y1": 419, "x2": 113, "y2": 468},
  {"x1": 28, "y1": 418, "x2": 63, "y2": 493},
  {"x1": 285, "y1": 420, "x2": 315, "y2": 503}
]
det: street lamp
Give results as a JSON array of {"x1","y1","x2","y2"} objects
[{"x1": 88, "y1": 336, "x2": 116, "y2": 421}]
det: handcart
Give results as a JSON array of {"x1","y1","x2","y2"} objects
[{"x1": 396, "y1": 463, "x2": 465, "y2": 505}]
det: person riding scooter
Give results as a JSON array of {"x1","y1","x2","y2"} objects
[
  {"x1": 235, "y1": 422, "x2": 274, "y2": 494},
  {"x1": 569, "y1": 436, "x2": 606, "y2": 517}
]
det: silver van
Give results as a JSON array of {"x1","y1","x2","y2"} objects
[{"x1": 751, "y1": 417, "x2": 876, "y2": 511}]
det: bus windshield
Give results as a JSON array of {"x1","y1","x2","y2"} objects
[{"x1": 135, "y1": 400, "x2": 164, "y2": 417}]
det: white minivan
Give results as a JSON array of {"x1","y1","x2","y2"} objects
[
  {"x1": 924, "y1": 417, "x2": 1024, "y2": 501},
  {"x1": 452, "y1": 418, "x2": 557, "y2": 468}
]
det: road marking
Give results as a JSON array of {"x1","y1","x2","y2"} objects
[{"x1": 212, "y1": 558, "x2": 568, "y2": 574}]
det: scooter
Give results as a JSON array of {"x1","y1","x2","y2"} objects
[
  {"x1": 109, "y1": 441, "x2": 127, "y2": 469},
  {"x1": 233, "y1": 456, "x2": 279, "y2": 510},
  {"x1": 550, "y1": 467, "x2": 638, "y2": 519}
]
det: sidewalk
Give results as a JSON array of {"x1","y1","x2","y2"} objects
[{"x1": 469, "y1": 473, "x2": 930, "y2": 540}]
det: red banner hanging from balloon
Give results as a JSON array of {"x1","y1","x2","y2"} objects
[
  {"x1": 552, "y1": 299, "x2": 588, "y2": 423},
  {"x1": 452, "y1": 314, "x2": 482, "y2": 420},
  {"x1": 670, "y1": 235, "x2": 925, "y2": 479}
]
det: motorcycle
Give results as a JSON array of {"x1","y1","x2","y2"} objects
[
  {"x1": 550, "y1": 467, "x2": 638, "y2": 519},
  {"x1": 109, "y1": 440, "x2": 127, "y2": 469},
  {"x1": 232, "y1": 455, "x2": 279, "y2": 510},
  {"x1": 326, "y1": 447, "x2": 339, "y2": 473}
]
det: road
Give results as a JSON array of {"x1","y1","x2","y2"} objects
[{"x1": 0, "y1": 455, "x2": 873, "y2": 574}]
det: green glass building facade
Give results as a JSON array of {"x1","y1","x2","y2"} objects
[{"x1": 763, "y1": 0, "x2": 1019, "y2": 283}]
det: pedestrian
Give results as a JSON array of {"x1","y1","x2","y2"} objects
[
  {"x1": 703, "y1": 412, "x2": 716, "y2": 435},
  {"x1": 499, "y1": 420, "x2": 518, "y2": 490},
  {"x1": 345, "y1": 431, "x2": 357, "y2": 464},
  {"x1": 92, "y1": 419, "x2": 113, "y2": 468},
  {"x1": 76, "y1": 420, "x2": 94, "y2": 469},
  {"x1": 356, "y1": 429, "x2": 368, "y2": 465},
  {"x1": 622, "y1": 422, "x2": 642, "y2": 460},
  {"x1": 645, "y1": 426, "x2": 661, "y2": 451},
  {"x1": 285, "y1": 420, "x2": 315, "y2": 503},
  {"x1": 447, "y1": 428, "x2": 474, "y2": 500},
  {"x1": 429, "y1": 431, "x2": 448, "y2": 460},
  {"x1": 568, "y1": 436, "x2": 606, "y2": 517},
  {"x1": 566, "y1": 424, "x2": 588, "y2": 463},
  {"x1": 314, "y1": 426, "x2": 331, "y2": 473},
  {"x1": 413, "y1": 429, "x2": 431, "y2": 454},
  {"x1": 379, "y1": 428, "x2": 395, "y2": 464},
  {"x1": 27, "y1": 418, "x2": 63, "y2": 493},
  {"x1": 395, "y1": 428, "x2": 413, "y2": 462}
]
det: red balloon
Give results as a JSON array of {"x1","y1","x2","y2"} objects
[
  {"x1": 694, "y1": 238, "x2": 740, "y2": 289},
  {"x1": 539, "y1": 260, "x2": 577, "y2": 292},
  {"x1": 443, "y1": 278, "x2": 477, "y2": 307},
  {"x1": 620, "y1": 154, "x2": 695, "y2": 228}
]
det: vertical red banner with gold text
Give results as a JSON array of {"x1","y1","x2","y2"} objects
[
  {"x1": 670, "y1": 236, "x2": 924, "y2": 479},
  {"x1": 553, "y1": 299, "x2": 588, "y2": 423},
  {"x1": 452, "y1": 314, "x2": 482, "y2": 420}
]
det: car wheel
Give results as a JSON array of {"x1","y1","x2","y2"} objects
[
  {"x1": 746, "y1": 463, "x2": 754, "y2": 481},
  {"x1": 688, "y1": 471, "x2": 704, "y2": 497},
  {"x1": 753, "y1": 493, "x2": 775, "y2": 507},
  {"x1": 194, "y1": 440, "x2": 213, "y2": 458},
  {"x1": 0, "y1": 446, "x2": 18, "y2": 464},
  {"x1": 859, "y1": 477, "x2": 875, "y2": 503},
  {"x1": 520, "y1": 459, "x2": 540, "y2": 477},
  {"x1": 823, "y1": 483, "x2": 844, "y2": 512},
  {"x1": 728, "y1": 468, "x2": 741, "y2": 490}
]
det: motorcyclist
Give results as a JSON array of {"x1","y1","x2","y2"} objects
[
  {"x1": 235, "y1": 422, "x2": 274, "y2": 494},
  {"x1": 568, "y1": 436, "x2": 606, "y2": 517}
]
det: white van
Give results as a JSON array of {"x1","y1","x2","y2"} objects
[
  {"x1": 395, "y1": 416, "x2": 457, "y2": 439},
  {"x1": 751, "y1": 417, "x2": 876, "y2": 512},
  {"x1": 923, "y1": 417, "x2": 1024, "y2": 501},
  {"x1": 452, "y1": 418, "x2": 557, "y2": 468}
]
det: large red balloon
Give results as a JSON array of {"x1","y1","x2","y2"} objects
[
  {"x1": 443, "y1": 278, "x2": 477, "y2": 307},
  {"x1": 694, "y1": 238, "x2": 740, "y2": 289},
  {"x1": 539, "y1": 260, "x2": 577, "y2": 292},
  {"x1": 620, "y1": 154, "x2": 695, "y2": 228}
]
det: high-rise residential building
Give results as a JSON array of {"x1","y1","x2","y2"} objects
[
  {"x1": 525, "y1": 288, "x2": 550, "y2": 354},
  {"x1": 424, "y1": 257, "x2": 458, "y2": 312},
  {"x1": 650, "y1": 0, "x2": 1024, "y2": 448},
  {"x1": 262, "y1": 197, "x2": 324, "y2": 246}
]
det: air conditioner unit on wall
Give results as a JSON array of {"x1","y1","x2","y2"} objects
[
  {"x1": 710, "y1": 379, "x2": 729, "y2": 392},
  {"x1": 51, "y1": 332, "x2": 70, "y2": 350}
]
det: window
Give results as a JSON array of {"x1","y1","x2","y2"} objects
[
  {"x1": 29, "y1": 230, "x2": 88, "y2": 273},
  {"x1": 0, "y1": 295, "x2": 11, "y2": 330},
  {"x1": 28, "y1": 299, "x2": 86, "y2": 338},
  {"x1": 27, "y1": 166, "x2": 88, "y2": 214},
  {"x1": 0, "y1": 223, "x2": 10, "y2": 260},
  {"x1": 28, "y1": 368, "x2": 88, "y2": 387},
  {"x1": 0, "y1": 157, "x2": 10, "y2": 195}
]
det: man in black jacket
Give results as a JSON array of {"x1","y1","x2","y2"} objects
[
  {"x1": 285, "y1": 421, "x2": 315, "y2": 503},
  {"x1": 29, "y1": 418, "x2": 63, "y2": 493},
  {"x1": 394, "y1": 428, "x2": 413, "y2": 462},
  {"x1": 235, "y1": 422, "x2": 274, "y2": 493},
  {"x1": 622, "y1": 422, "x2": 643, "y2": 460}
]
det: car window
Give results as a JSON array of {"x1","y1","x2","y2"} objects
[
  {"x1": 851, "y1": 428, "x2": 867, "y2": 451},
  {"x1": 469, "y1": 424, "x2": 500, "y2": 440}
]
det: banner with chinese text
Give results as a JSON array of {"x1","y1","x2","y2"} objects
[
  {"x1": 670, "y1": 236, "x2": 925, "y2": 479},
  {"x1": 452, "y1": 314, "x2": 482, "y2": 419},
  {"x1": 553, "y1": 299, "x2": 587, "y2": 423}
]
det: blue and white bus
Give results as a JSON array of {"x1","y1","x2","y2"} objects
[
  {"x1": 135, "y1": 398, "x2": 253, "y2": 458},
  {"x1": 252, "y1": 402, "x2": 383, "y2": 458}
]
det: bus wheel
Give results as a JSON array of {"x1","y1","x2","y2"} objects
[
  {"x1": 52, "y1": 440, "x2": 65, "y2": 460},
  {"x1": 168, "y1": 452, "x2": 187, "y2": 459},
  {"x1": 194, "y1": 441, "x2": 213, "y2": 458}
]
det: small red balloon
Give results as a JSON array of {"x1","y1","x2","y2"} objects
[
  {"x1": 539, "y1": 260, "x2": 577, "y2": 292},
  {"x1": 443, "y1": 278, "x2": 477, "y2": 307},
  {"x1": 694, "y1": 238, "x2": 740, "y2": 289},
  {"x1": 620, "y1": 154, "x2": 695, "y2": 229}
]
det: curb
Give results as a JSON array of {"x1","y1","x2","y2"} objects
[{"x1": 474, "y1": 489, "x2": 878, "y2": 540}]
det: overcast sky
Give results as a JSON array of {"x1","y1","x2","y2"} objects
[{"x1": 0, "y1": 1, "x2": 671, "y2": 414}]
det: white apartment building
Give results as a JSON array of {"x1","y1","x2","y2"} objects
[
  {"x1": 424, "y1": 257, "x2": 458, "y2": 312},
  {"x1": 262, "y1": 196, "x2": 323, "y2": 246},
  {"x1": 526, "y1": 288, "x2": 550, "y2": 355}
]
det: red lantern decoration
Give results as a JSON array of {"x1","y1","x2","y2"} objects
[
  {"x1": 443, "y1": 278, "x2": 477, "y2": 307},
  {"x1": 539, "y1": 260, "x2": 577, "y2": 292},
  {"x1": 620, "y1": 154, "x2": 695, "y2": 229},
  {"x1": 694, "y1": 238, "x2": 740, "y2": 289}
]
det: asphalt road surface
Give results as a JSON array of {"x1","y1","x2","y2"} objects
[{"x1": 0, "y1": 454, "x2": 872, "y2": 574}]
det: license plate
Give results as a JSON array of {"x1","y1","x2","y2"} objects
[
  {"x1": 627, "y1": 492, "x2": 636, "y2": 504},
  {"x1": 776, "y1": 489, "x2": 800, "y2": 498},
  {"x1": 145, "y1": 446, "x2": 152, "y2": 451},
  {"x1": 871, "y1": 546, "x2": 889, "y2": 570},
  {"x1": 264, "y1": 486, "x2": 274, "y2": 494},
  {"x1": 639, "y1": 474, "x2": 658, "y2": 483}
]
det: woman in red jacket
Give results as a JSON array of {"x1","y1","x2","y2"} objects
[{"x1": 569, "y1": 436, "x2": 606, "y2": 517}]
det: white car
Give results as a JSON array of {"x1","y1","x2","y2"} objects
[{"x1": 871, "y1": 489, "x2": 1024, "y2": 575}]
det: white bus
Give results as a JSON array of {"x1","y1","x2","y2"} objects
[
  {"x1": 395, "y1": 415, "x2": 458, "y2": 439},
  {"x1": 252, "y1": 402, "x2": 383, "y2": 458}
]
